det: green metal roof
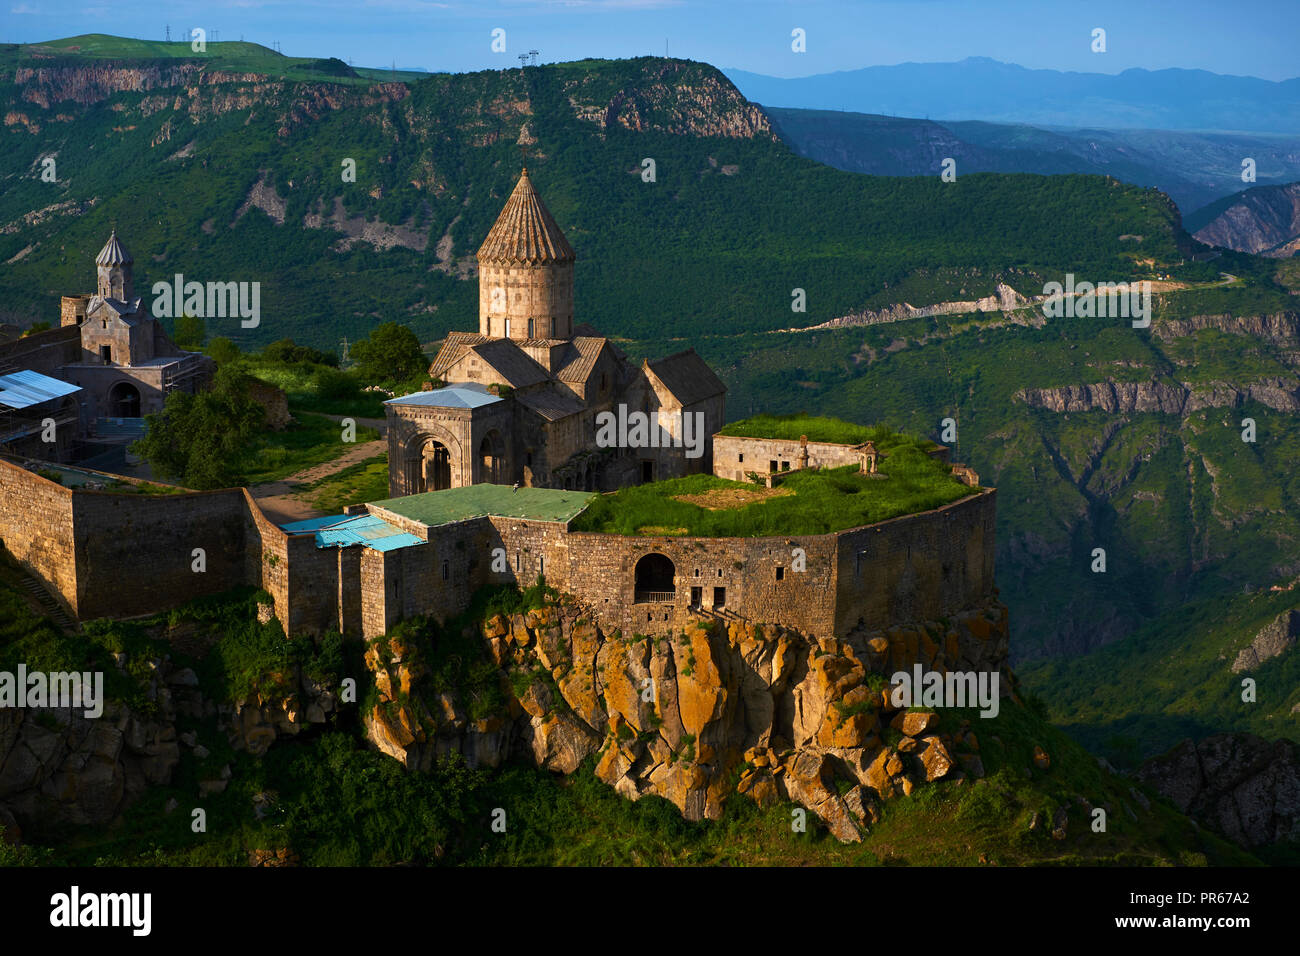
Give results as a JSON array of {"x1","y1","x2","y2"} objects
[{"x1": 369, "y1": 483, "x2": 597, "y2": 528}]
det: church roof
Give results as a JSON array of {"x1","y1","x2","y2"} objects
[
  {"x1": 428, "y1": 331, "x2": 489, "y2": 380},
  {"x1": 477, "y1": 169, "x2": 575, "y2": 265},
  {"x1": 646, "y1": 349, "x2": 727, "y2": 407},
  {"x1": 95, "y1": 229, "x2": 133, "y2": 267},
  {"x1": 516, "y1": 387, "x2": 587, "y2": 422},
  {"x1": 468, "y1": 339, "x2": 550, "y2": 389},
  {"x1": 554, "y1": 336, "x2": 609, "y2": 384},
  {"x1": 385, "y1": 383, "x2": 503, "y2": 410},
  {"x1": 89, "y1": 296, "x2": 144, "y2": 323}
]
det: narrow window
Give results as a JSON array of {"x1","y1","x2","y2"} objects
[
  {"x1": 441, "y1": 560, "x2": 449, "y2": 581},
  {"x1": 738, "y1": 453, "x2": 744, "y2": 463},
  {"x1": 776, "y1": 567, "x2": 785, "y2": 581}
]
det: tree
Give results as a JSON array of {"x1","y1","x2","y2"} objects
[
  {"x1": 262, "y1": 338, "x2": 338, "y2": 366},
  {"x1": 131, "y1": 366, "x2": 264, "y2": 489},
  {"x1": 349, "y1": 322, "x2": 427, "y2": 389},
  {"x1": 206, "y1": 337, "x2": 241, "y2": 365},
  {"x1": 173, "y1": 314, "x2": 206, "y2": 350}
]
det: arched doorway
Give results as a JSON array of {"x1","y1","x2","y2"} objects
[
  {"x1": 107, "y1": 381, "x2": 141, "y2": 418},
  {"x1": 478, "y1": 430, "x2": 504, "y2": 484},
  {"x1": 421, "y1": 439, "x2": 452, "y2": 492},
  {"x1": 634, "y1": 553, "x2": 676, "y2": 603}
]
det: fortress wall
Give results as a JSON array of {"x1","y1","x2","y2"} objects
[
  {"x1": 0, "y1": 459, "x2": 78, "y2": 612},
  {"x1": 487, "y1": 517, "x2": 576, "y2": 593},
  {"x1": 281, "y1": 536, "x2": 344, "y2": 638},
  {"x1": 833, "y1": 489, "x2": 997, "y2": 636},
  {"x1": 71, "y1": 487, "x2": 249, "y2": 619},
  {"x1": 0, "y1": 325, "x2": 81, "y2": 376},
  {"x1": 509, "y1": 527, "x2": 840, "y2": 638},
  {"x1": 363, "y1": 522, "x2": 491, "y2": 638},
  {"x1": 243, "y1": 491, "x2": 291, "y2": 625}
]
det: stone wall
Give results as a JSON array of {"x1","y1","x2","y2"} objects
[
  {"x1": 471, "y1": 488, "x2": 998, "y2": 641},
  {"x1": 71, "y1": 486, "x2": 250, "y2": 619},
  {"x1": 834, "y1": 490, "x2": 997, "y2": 635},
  {"x1": 712, "y1": 434, "x2": 864, "y2": 481},
  {"x1": 0, "y1": 325, "x2": 81, "y2": 376},
  {"x1": 0, "y1": 458, "x2": 77, "y2": 611}
]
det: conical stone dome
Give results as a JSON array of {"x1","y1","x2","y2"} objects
[
  {"x1": 95, "y1": 229, "x2": 133, "y2": 267},
  {"x1": 477, "y1": 169, "x2": 575, "y2": 265}
]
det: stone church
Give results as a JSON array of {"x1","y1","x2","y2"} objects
[
  {"x1": 0, "y1": 231, "x2": 211, "y2": 460},
  {"x1": 385, "y1": 169, "x2": 726, "y2": 495},
  {"x1": 57, "y1": 230, "x2": 212, "y2": 420}
]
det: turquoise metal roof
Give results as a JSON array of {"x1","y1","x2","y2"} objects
[
  {"x1": 279, "y1": 514, "x2": 423, "y2": 552},
  {"x1": 282, "y1": 514, "x2": 349, "y2": 534},
  {"x1": 0, "y1": 370, "x2": 81, "y2": 410},
  {"x1": 385, "y1": 383, "x2": 503, "y2": 410}
]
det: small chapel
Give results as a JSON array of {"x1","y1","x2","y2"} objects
[{"x1": 385, "y1": 169, "x2": 727, "y2": 495}]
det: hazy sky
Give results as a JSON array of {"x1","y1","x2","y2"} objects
[{"x1": 6, "y1": 0, "x2": 1299, "y2": 81}]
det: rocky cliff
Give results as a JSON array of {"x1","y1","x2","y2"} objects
[
  {"x1": 1015, "y1": 375, "x2": 1300, "y2": 415},
  {"x1": 1190, "y1": 182, "x2": 1300, "y2": 257},
  {"x1": 1137, "y1": 733, "x2": 1300, "y2": 847},
  {"x1": 362, "y1": 594, "x2": 1012, "y2": 842}
]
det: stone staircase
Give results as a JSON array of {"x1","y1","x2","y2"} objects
[{"x1": 19, "y1": 573, "x2": 77, "y2": 631}]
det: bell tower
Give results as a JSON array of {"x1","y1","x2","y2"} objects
[
  {"x1": 95, "y1": 229, "x2": 134, "y2": 302},
  {"x1": 477, "y1": 168, "x2": 575, "y2": 342}
]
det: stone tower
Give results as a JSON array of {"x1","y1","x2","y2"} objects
[
  {"x1": 477, "y1": 168, "x2": 575, "y2": 342},
  {"x1": 95, "y1": 229, "x2": 134, "y2": 302}
]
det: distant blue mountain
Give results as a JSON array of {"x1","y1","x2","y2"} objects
[{"x1": 724, "y1": 58, "x2": 1300, "y2": 134}]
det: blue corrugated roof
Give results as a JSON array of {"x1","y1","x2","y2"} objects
[
  {"x1": 280, "y1": 513, "x2": 422, "y2": 552},
  {"x1": 281, "y1": 514, "x2": 349, "y2": 534},
  {"x1": 385, "y1": 382, "x2": 503, "y2": 410},
  {"x1": 0, "y1": 370, "x2": 81, "y2": 410},
  {"x1": 316, "y1": 514, "x2": 423, "y2": 552}
]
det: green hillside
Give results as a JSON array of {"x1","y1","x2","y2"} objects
[{"x1": 1, "y1": 39, "x2": 1186, "y2": 353}]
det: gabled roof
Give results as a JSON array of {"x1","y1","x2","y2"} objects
[
  {"x1": 95, "y1": 229, "x2": 132, "y2": 267},
  {"x1": 0, "y1": 369, "x2": 80, "y2": 410},
  {"x1": 466, "y1": 338, "x2": 550, "y2": 389},
  {"x1": 516, "y1": 387, "x2": 587, "y2": 422},
  {"x1": 646, "y1": 349, "x2": 727, "y2": 407},
  {"x1": 428, "y1": 330, "x2": 489, "y2": 381},
  {"x1": 553, "y1": 336, "x2": 610, "y2": 384},
  {"x1": 89, "y1": 296, "x2": 144, "y2": 323},
  {"x1": 386, "y1": 382, "x2": 504, "y2": 410},
  {"x1": 477, "y1": 169, "x2": 576, "y2": 265}
]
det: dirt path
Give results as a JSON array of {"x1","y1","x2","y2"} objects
[{"x1": 249, "y1": 438, "x2": 387, "y2": 524}]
